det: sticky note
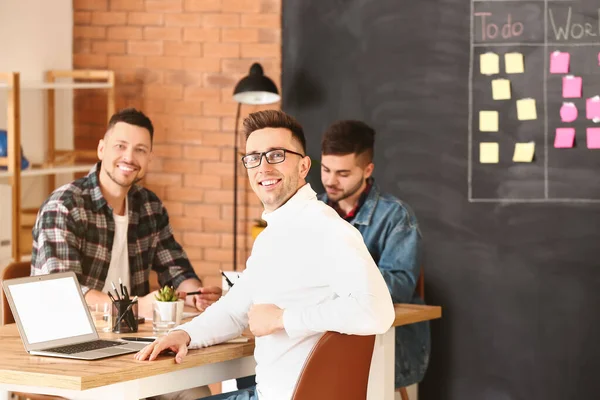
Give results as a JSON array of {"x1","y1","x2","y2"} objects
[
  {"x1": 560, "y1": 103, "x2": 578, "y2": 122},
  {"x1": 480, "y1": 142, "x2": 499, "y2": 164},
  {"x1": 505, "y1": 52, "x2": 524, "y2": 74},
  {"x1": 554, "y1": 128, "x2": 575, "y2": 148},
  {"x1": 492, "y1": 79, "x2": 511, "y2": 100},
  {"x1": 587, "y1": 96, "x2": 600, "y2": 121},
  {"x1": 479, "y1": 111, "x2": 499, "y2": 132},
  {"x1": 517, "y1": 99, "x2": 537, "y2": 121},
  {"x1": 513, "y1": 142, "x2": 535, "y2": 162},
  {"x1": 587, "y1": 128, "x2": 600, "y2": 149},
  {"x1": 480, "y1": 52, "x2": 499, "y2": 75},
  {"x1": 562, "y1": 76, "x2": 582, "y2": 98},
  {"x1": 550, "y1": 51, "x2": 570, "y2": 74}
]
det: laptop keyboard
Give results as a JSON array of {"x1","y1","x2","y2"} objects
[{"x1": 45, "y1": 340, "x2": 123, "y2": 354}]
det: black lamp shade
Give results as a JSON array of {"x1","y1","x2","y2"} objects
[{"x1": 233, "y1": 63, "x2": 280, "y2": 105}]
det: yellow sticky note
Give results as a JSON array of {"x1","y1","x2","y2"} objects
[
  {"x1": 492, "y1": 79, "x2": 511, "y2": 100},
  {"x1": 479, "y1": 111, "x2": 499, "y2": 132},
  {"x1": 513, "y1": 142, "x2": 535, "y2": 162},
  {"x1": 480, "y1": 142, "x2": 499, "y2": 164},
  {"x1": 505, "y1": 52, "x2": 524, "y2": 74},
  {"x1": 517, "y1": 98, "x2": 537, "y2": 120},
  {"x1": 480, "y1": 52, "x2": 499, "y2": 75}
]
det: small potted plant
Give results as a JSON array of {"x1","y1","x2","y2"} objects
[{"x1": 153, "y1": 285, "x2": 184, "y2": 332}]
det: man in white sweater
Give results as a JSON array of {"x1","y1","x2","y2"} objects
[{"x1": 135, "y1": 110, "x2": 395, "y2": 400}]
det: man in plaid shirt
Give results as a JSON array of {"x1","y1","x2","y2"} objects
[{"x1": 31, "y1": 108, "x2": 222, "y2": 319}]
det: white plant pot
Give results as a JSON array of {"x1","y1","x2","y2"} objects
[{"x1": 155, "y1": 300, "x2": 184, "y2": 325}]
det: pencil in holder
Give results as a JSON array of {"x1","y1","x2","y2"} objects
[{"x1": 111, "y1": 299, "x2": 139, "y2": 333}]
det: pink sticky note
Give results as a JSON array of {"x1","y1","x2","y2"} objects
[
  {"x1": 587, "y1": 128, "x2": 600, "y2": 149},
  {"x1": 550, "y1": 51, "x2": 570, "y2": 73},
  {"x1": 554, "y1": 128, "x2": 575, "y2": 148},
  {"x1": 587, "y1": 96, "x2": 600, "y2": 121},
  {"x1": 560, "y1": 103, "x2": 578, "y2": 122},
  {"x1": 563, "y1": 76, "x2": 582, "y2": 98}
]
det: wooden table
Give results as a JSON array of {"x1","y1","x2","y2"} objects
[{"x1": 0, "y1": 304, "x2": 441, "y2": 400}]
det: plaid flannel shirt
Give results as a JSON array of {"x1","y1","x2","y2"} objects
[{"x1": 31, "y1": 162, "x2": 199, "y2": 296}]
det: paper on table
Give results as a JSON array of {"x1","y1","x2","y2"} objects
[
  {"x1": 517, "y1": 99, "x2": 537, "y2": 121},
  {"x1": 480, "y1": 142, "x2": 499, "y2": 164},
  {"x1": 550, "y1": 51, "x2": 570, "y2": 74},
  {"x1": 562, "y1": 76, "x2": 582, "y2": 98},
  {"x1": 479, "y1": 111, "x2": 499, "y2": 132},
  {"x1": 587, "y1": 96, "x2": 600, "y2": 121},
  {"x1": 513, "y1": 142, "x2": 535, "y2": 162},
  {"x1": 480, "y1": 52, "x2": 499, "y2": 75},
  {"x1": 554, "y1": 128, "x2": 575, "y2": 148},
  {"x1": 505, "y1": 52, "x2": 524, "y2": 74},
  {"x1": 560, "y1": 103, "x2": 578, "y2": 123},
  {"x1": 492, "y1": 79, "x2": 511, "y2": 100},
  {"x1": 226, "y1": 337, "x2": 250, "y2": 343},
  {"x1": 587, "y1": 128, "x2": 600, "y2": 149}
]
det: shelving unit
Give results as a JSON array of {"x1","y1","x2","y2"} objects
[{"x1": 0, "y1": 69, "x2": 115, "y2": 261}]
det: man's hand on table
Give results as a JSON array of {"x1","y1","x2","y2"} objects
[{"x1": 134, "y1": 330, "x2": 191, "y2": 364}]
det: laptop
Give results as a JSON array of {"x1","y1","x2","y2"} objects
[{"x1": 2, "y1": 271, "x2": 147, "y2": 360}]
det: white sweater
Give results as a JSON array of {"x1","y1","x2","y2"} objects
[{"x1": 176, "y1": 184, "x2": 395, "y2": 400}]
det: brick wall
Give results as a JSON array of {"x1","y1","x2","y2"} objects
[{"x1": 73, "y1": 0, "x2": 281, "y2": 286}]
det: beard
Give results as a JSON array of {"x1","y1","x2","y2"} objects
[
  {"x1": 326, "y1": 177, "x2": 365, "y2": 203},
  {"x1": 105, "y1": 162, "x2": 142, "y2": 188}
]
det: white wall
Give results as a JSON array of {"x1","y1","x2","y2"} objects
[{"x1": 0, "y1": 0, "x2": 73, "y2": 263}]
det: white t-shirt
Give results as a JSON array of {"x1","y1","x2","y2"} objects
[{"x1": 102, "y1": 199, "x2": 131, "y2": 295}]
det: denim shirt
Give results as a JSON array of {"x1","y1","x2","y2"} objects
[{"x1": 319, "y1": 180, "x2": 430, "y2": 388}]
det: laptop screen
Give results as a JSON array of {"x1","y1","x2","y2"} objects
[{"x1": 7, "y1": 276, "x2": 94, "y2": 344}]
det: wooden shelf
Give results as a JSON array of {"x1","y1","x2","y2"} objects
[
  {"x1": 0, "y1": 163, "x2": 95, "y2": 178},
  {"x1": 0, "y1": 82, "x2": 113, "y2": 90}
]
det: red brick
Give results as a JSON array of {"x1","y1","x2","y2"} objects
[
  {"x1": 165, "y1": 71, "x2": 203, "y2": 85},
  {"x1": 164, "y1": 42, "x2": 202, "y2": 57},
  {"x1": 74, "y1": 39, "x2": 92, "y2": 53},
  {"x1": 107, "y1": 26, "x2": 142, "y2": 40},
  {"x1": 184, "y1": 174, "x2": 222, "y2": 188},
  {"x1": 203, "y1": 102, "x2": 239, "y2": 116},
  {"x1": 74, "y1": 11, "x2": 92, "y2": 24},
  {"x1": 183, "y1": 232, "x2": 220, "y2": 247},
  {"x1": 165, "y1": 100, "x2": 203, "y2": 115},
  {"x1": 184, "y1": 146, "x2": 221, "y2": 160},
  {"x1": 145, "y1": 56, "x2": 183, "y2": 70},
  {"x1": 241, "y1": 43, "x2": 279, "y2": 58},
  {"x1": 165, "y1": 13, "x2": 202, "y2": 26},
  {"x1": 202, "y1": 162, "x2": 234, "y2": 177},
  {"x1": 74, "y1": 26, "x2": 106, "y2": 39},
  {"x1": 258, "y1": 28, "x2": 280, "y2": 43},
  {"x1": 163, "y1": 159, "x2": 201, "y2": 173},
  {"x1": 109, "y1": 0, "x2": 144, "y2": 10},
  {"x1": 91, "y1": 11, "x2": 127, "y2": 25},
  {"x1": 260, "y1": 0, "x2": 280, "y2": 13},
  {"x1": 183, "y1": 116, "x2": 221, "y2": 131},
  {"x1": 108, "y1": 55, "x2": 145, "y2": 69},
  {"x1": 128, "y1": 12, "x2": 164, "y2": 25},
  {"x1": 74, "y1": 54, "x2": 108, "y2": 68},
  {"x1": 144, "y1": 27, "x2": 182, "y2": 41},
  {"x1": 145, "y1": 172, "x2": 183, "y2": 186},
  {"x1": 183, "y1": 0, "x2": 221, "y2": 12},
  {"x1": 221, "y1": 28, "x2": 259, "y2": 43},
  {"x1": 128, "y1": 41, "x2": 163, "y2": 55},
  {"x1": 144, "y1": 98, "x2": 166, "y2": 113},
  {"x1": 221, "y1": 117, "x2": 237, "y2": 132},
  {"x1": 204, "y1": 218, "x2": 232, "y2": 233},
  {"x1": 202, "y1": 73, "x2": 238, "y2": 88},
  {"x1": 166, "y1": 187, "x2": 205, "y2": 202},
  {"x1": 241, "y1": 14, "x2": 279, "y2": 28},
  {"x1": 184, "y1": 87, "x2": 221, "y2": 102},
  {"x1": 182, "y1": 57, "x2": 221, "y2": 72},
  {"x1": 202, "y1": 14, "x2": 239, "y2": 28},
  {"x1": 92, "y1": 40, "x2": 126, "y2": 54},
  {"x1": 162, "y1": 201, "x2": 184, "y2": 216},
  {"x1": 74, "y1": 0, "x2": 108, "y2": 11},
  {"x1": 146, "y1": 0, "x2": 183, "y2": 12},
  {"x1": 204, "y1": 248, "x2": 232, "y2": 262},
  {"x1": 222, "y1": 0, "x2": 261, "y2": 13},
  {"x1": 171, "y1": 217, "x2": 204, "y2": 231},
  {"x1": 202, "y1": 132, "x2": 234, "y2": 146},
  {"x1": 145, "y1": 184, "x2": 166, "y2": 198},
  {"x1": 183, "y1": 204, "x2": 221, "y2": 218},
  {"x1": 183, "y1": 28, "x2": 220, "y2": 42},
  {"x1": 152, "y1": 144, "x2": 183, "y2": 158},
  {"x1": 168, "y1": 131, "x2": 204, "y2": 145}
]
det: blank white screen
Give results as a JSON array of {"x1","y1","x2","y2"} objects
[{"x1": 8, "y1": 277, "x2": 94, "y2": 344}]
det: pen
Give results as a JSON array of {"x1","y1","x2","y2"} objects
[
  {"x1": 121, "y1": 336, "x2": 156, "y2": 342},
  {"x1": 119, "y1": 278, "x2": 126, "y2": 300},
  {"x1": 220, "y1": 269, "x2": 234, "y2": 288},
  {"x1": 111, "y1": 281, "x2": 121, "y2": 301},
  {"x1": 186, "y1": 290, "x2": 201, "y2": 296},
  {"x1": 112, "y1": 296, "x2": 138, "y2": 331},
  {"x1": 107, "y1": 292, "x2": 116, "y2": 304}
]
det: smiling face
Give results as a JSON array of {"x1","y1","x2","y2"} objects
[
  {"x1": 245, "y1": 127, "x2": 311, "y2": 212},
  {"x1": 97, "y1": 122, "x2": 152, "y2": 189}
]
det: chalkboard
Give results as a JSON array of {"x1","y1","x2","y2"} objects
[{"x1": 282, "y1": 1, "x2": 600, "y2": 399}]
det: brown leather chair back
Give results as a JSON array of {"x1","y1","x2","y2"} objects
[
  {"x1": 416, "y1": 267, "x2": 425, "y2": 300},
  {"x1": 291, "y1": 332, "x2": 376, "y2": 400},
  {"x1": 1, "y1": 261, "x2": 31, "y2": 325}
]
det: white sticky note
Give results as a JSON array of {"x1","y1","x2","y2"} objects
[
  {"x1": 505, "y1": 52, "x2": 524, "y2": 74},
  {"x1": 480, "y1": 142, "x2": 499, "y2": 164},
  {"x1": 513, "y1": 142, "x2": 535, "y2": 162},
  {"x1": 479, "y1": 111, "x2": 499, "y2": 132},
  {"x1": 480, "y1": 53, "x2": 499, "y2": 75},
  {"x1": 492, "y1": 79, "x2": 511, "y2": 100},
  {"x1": 517, "y1": 99, "x2": 537, "y2": 121}
]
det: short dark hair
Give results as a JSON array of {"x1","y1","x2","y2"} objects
[
  {"x1": 321, "y1": 120, "x2": 375, "y2": 162},
  {"x1": 243, "y1": 110, "x2": 307, "y2": 154},
  {"x1": 107, "y1": 108, "x2": 154, "y2": 144}
]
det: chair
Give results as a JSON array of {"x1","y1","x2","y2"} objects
[
  {"x1": 291, "y1": 331, "x2": 376, "y2": 400},
  {"x1": 1, "y1": 261, "x2": 65, "y2": 400}
]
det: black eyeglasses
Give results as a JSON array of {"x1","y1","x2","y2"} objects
[{"x1": 241, "y1": 148, "x2": 305, "y2": 169}]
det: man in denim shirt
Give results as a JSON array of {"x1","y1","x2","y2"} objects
[{"x1": 318, "y1": 120, "x2": 430, "y2": 395}]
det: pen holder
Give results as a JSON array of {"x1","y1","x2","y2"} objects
[{"x1": 111, "y1": 299, "x2": 139, "y2": 333}]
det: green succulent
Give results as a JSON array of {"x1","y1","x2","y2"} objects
[{"x1": 155, "y1": 285, "x2": 179, "y2": 302}]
